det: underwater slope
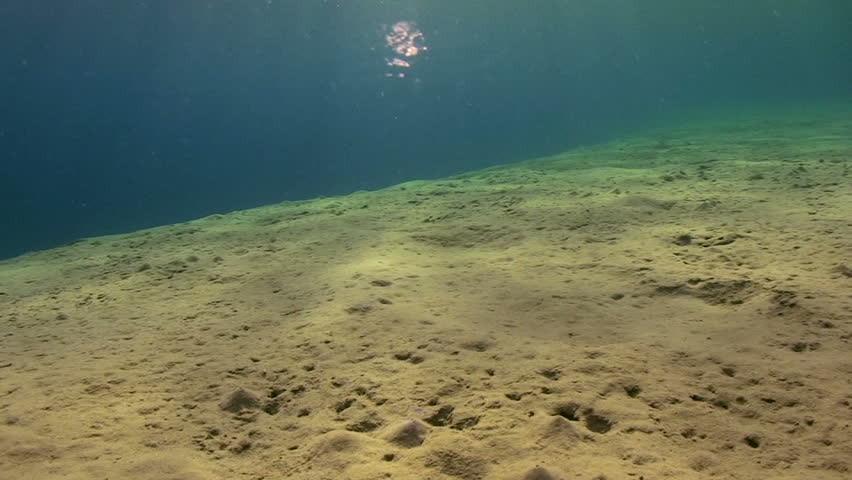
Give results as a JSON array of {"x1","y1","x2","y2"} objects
[{"x1": 0, "y1": 106, "x2": 850, "y2": 479}]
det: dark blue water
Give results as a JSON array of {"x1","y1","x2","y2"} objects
[{"x1": 1, "y1": 1, "x2": 850, "y2": 259}]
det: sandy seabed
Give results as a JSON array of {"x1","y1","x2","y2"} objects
[{"x1": 1, "y1": 105, "x2": 850, "y2": 480}]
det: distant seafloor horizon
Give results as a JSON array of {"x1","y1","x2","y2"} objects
[{"x1": 3, "y1": 97, "x2": 850, "y2": 265}]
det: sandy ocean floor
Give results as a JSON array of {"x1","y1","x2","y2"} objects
[{"x1": 1, "y1": 106, "x2": 850, "y2": 480}]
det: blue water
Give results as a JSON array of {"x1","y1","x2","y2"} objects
[{"x1": 1, "y1": 1, "x2": 850, "y2": 259}]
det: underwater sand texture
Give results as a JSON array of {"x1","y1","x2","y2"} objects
[{"x1": 1, "y1": 109, "x2": 851, "y2": 480}]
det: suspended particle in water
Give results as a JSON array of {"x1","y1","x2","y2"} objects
[{"x1": 388, "y1": 58, "x2": 411, "y2": 68}]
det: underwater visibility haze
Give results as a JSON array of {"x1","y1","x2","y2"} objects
[
  {"x1": 1, "y1": 1, "x2": 852, "y2": 479},
  {"x1": 1, "y1": 0, "x2": 850, "y2": 258}
]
